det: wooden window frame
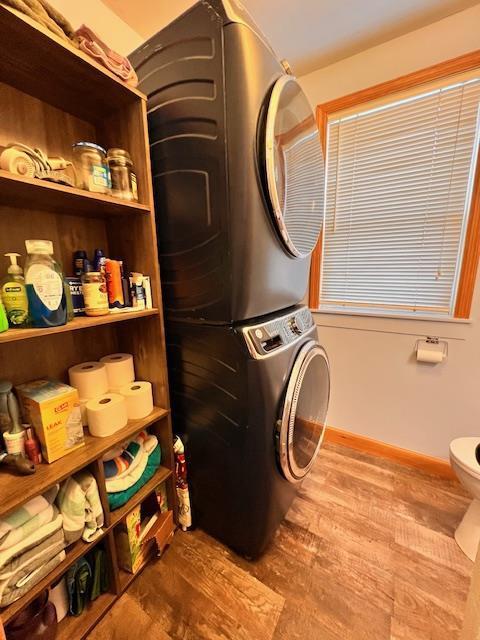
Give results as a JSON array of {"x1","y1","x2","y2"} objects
[{"x1": 308, "y1": 50, "x2": 480, "y2": 319}]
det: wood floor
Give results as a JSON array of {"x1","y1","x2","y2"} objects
[{"x1": 88, "y1": 442, "x2": 473, "y2": 640}]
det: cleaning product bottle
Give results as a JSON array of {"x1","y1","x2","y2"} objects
[
  {"x1": 1, "y1": 253, "x2": 29, "y2": 328},
  {"x1": 24, "y1": 240, "x2": 67, "y2": 328}
]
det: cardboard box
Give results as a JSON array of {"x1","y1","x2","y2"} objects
[
  {"x1": 16, "y1": 379, "x2": 85, "y2": 463},
  {"x1": 115, "y1": 494, "x2": 174, "y2": 574}
]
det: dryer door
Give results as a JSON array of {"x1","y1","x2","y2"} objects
[
  {"x1": 264, "y1": 75, "x2": 325, "y2": 257},
  {"x1": 277, "y1": 340, "x2": 330, "y2": 483}
]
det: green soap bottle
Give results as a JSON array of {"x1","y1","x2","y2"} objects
[
  {"x1": 1, "y1": 253, "x2": 29, "y2": 328},
  {"x1": 0, "y1": 300, "x2": 8, "y2": 333}
]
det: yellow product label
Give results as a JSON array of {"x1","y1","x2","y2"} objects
[
  {"x1": 1, "y1": 282, "x2": 28, "y2": 325},
  {"x1": 82, "y1": 282, "x2": 108, "y2": 313},
  {"x1": 17, "y1": 384, "x2": 84, "y2": 463}
]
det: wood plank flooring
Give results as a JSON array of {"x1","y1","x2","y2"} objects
[{"x1": 88, "y1": 442, "x2": 473, "y2": 639}]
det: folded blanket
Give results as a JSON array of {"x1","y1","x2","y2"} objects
[
  {"x1": 1, "y1": 0, "x2": 75, "y2": 42},
  {"x1": 75, "y1": 24, "x2": 138, "y2": 87},
  {"x1": 0, "y1": 550, "x2": 66, "y2": 607},
  {"x1": 0, "y1": 529, "x2": 65, "y2": 604},
  {"x1": 66, "y1": 558, "x2": 92, "y2": 617},
  {"x1": 0, "y1": 513, "x2": 63, "y2": 571},
  {"x1": 57, "y1": 470, "x2": 104, "y2": 544},
  {"x1": 103, "y1": 431, "x2": 150, "y2": 479},
  {"x1": 109, "y1": 444, "x2": 161, "y2": 510},
  {"x1": 0, "y1": 528, "x2": 64, "y2": 581},
  {"x1": 0, "y1": 485, "x2": 58, "y2": 551},
  {"x1": 106, "y1": 434, "x2": 158, "y2": 493}
]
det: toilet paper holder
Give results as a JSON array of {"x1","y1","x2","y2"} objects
[{"x1": 415, "y1": 336, "x2": 448, "y2": 363}]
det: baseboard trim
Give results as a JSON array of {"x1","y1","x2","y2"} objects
[{"x1": 324, "y1": 426, "x2": 456, "y2": 480}]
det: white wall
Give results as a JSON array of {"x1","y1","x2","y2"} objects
[
  {"x1": 48, "y1": 0, "x2": 142, "y2": 55},
  {"x1": 299, "y1": 4, "x2": 480, "y2": 459}
]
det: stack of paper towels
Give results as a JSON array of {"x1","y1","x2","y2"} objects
[{"x1": 68, "y1": 353, "x2": 154, "y2": 437}]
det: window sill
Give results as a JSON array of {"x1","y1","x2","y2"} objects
[{"x1": 311, "y1": 308, "x2": 472, "y2": 324}]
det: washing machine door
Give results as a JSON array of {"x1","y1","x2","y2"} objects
[
  {"x1": 264, "y1": 75, "x2": 325, "y2": 258},
  {"x1": 277, "y1": 340, "x2": 330, "y2": 483}
]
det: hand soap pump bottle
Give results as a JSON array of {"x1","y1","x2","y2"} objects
[
  {"x1": 24, "y1": 240, "x2": 67, "y2": 328},
  {"x1": 1, "y1": 253, "x2": 29, "y2": 328}
]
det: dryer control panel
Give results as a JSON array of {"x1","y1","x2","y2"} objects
[{"x1": 242, "y1": 306, "x2": 314, "y2": 358}]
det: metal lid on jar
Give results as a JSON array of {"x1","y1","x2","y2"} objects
[
  {"x1": 72, "y1": 142, "x2": 107, "y2": 154},
  {"x1": 107, "y1": 148, "x2": 132, "y2": 165}
]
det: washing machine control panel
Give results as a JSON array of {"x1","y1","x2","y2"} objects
[{"x1": 244, "y1": 307, "x2": 314, "y2": 357}]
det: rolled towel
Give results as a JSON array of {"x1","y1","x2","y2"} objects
[
  {"x1": 106, "y1": 435, "x2": 158, "y2": 494},
  {"x1": 57, "y1": 471, "x2": 104, "y2": 544}
]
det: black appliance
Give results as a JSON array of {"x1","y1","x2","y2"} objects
[
  {"x1": 130, "y1": 0, "x2": 325, "y2": 323},
  {"x1": 131, "y1": 0, "x2": 329, "y2": 558},
  {"x1": 167, "y1": 305, "x2": 330, "y2": 557}
]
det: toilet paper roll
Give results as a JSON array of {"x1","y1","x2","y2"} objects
[
  {"x1": 86, "y1": 393, "x2": 128, "y2": 438},
  {"x1": 99, "y1": 353, "x2": 135, "y2": 390},
  {"x1": 118, "y1": 381, "x2": 154, "y2": 420},
  {"x1": 416, "y1": 339, "x2": 446, "y2": 364},
  {"x1": 69, "y1": 361, "x2": 109, "y2": 399},
  {"x1": 416, "y1": 347, "x2": 444, "y2": 364}
]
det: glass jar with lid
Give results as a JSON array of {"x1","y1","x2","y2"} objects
[
  {"x1": 107, "y1": 148, "x2": 138, "y2": 202},
  {"x1": 72, "y1": 142, "x2": 111, "y2": 195},
  {"x1": 81, "y1": 271, "x2": 109, "y2": 317}
]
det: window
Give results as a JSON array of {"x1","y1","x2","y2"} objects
[{"x1": 310, "y1": 55, "x2": 480, "y2": 320}]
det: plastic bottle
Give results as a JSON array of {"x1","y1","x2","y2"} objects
[
  {"x1": 24, "y1": 240, "x2": 67, "y2": 328},
  {"x1": 1, "y1": 253, "x2": 29, "y2": 328},
  {"x1": 0, "y1": 300, "x2": 8, "y2": 333}
]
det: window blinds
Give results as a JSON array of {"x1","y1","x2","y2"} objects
[{"x1": 320, "y1": 77, "x2": 480, "y2": 316}]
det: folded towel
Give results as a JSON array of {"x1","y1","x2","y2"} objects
[
  {"x1": 0, "y1": 513, "x2": 63, "y2": 571},
  {"x1": 108, "y1": 444, "x2": 161, "y2": 510},
  {"x1": 75, "y1": 24, "x2": 138, "y2": 87},
  {"x1": 0, "y1": 485, "x2": 58, "y2": 550},
  {"x1": 103, "y1": 431, "x2": 150, "y2": 480},
  {"x1": 0, "y1": 528, "x2": 65, "y2": 581},
  {"x1": 57, "y1": 470, "x2": 104, "y2": 544},
  {"x1": 0, "y1": 530, "x2": 65, "y2": 604},
  {"x1": 66, "y1": 558, "x2": 91, "y2": 617},
  {"x1": 0, "y1": 550, "x2": 66, "y2": 607},
  {"x1": 1, "y1": 0, "x2": 75, "y2": 42},
  {"x1": 106, "y1": 434, "x2": 158, "y2": 493}
]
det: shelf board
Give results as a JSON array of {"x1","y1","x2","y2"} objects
[
  {"x1": 56, "y1": 591, "x2": 117, "y2": 640},
  {"x1": 110, "y1": 466, "x2": 173, "y2": 526},
  {"x1": 0, "y1": 6, "x2": 145, "y2": 121},
  {"x1": 0, "y1": 170, "x2": 150, "y2": 217},
  {"x1": 118, "y1": 547, "x2": 156, "y2": 593},
  {"x1": 1, "y1": 534, "x2": 109, "y2": 624},
  {"x1": 0, "y1": 407, "x2": 169, "y2": 519},
  {"x1": 0, "y1": 308, "x2": 159, "y2": 344}
]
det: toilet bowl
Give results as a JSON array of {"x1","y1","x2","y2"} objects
[{"x1": 450, "y1": 437, "x2": 480, "y2": 561}]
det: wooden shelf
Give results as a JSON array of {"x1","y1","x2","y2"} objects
[
  {"x1": 0, "y1": 170, "x2": 150, "y2": 217},
  {"x1": 0, "y1": 407, "x2": 169, "y2": 518},
  {"x1": 1, "y1": 467, "x2": 171, "y2": 624},
  {"x1": 56, "y1": 592, "x2": 117, "y2": 640},
  {"x1": 0, "y1": 6, "x2": 144, "y2": 121},
  {"x1": 110, "y1": 466, "x2": 173, "y2": 526},
  {"x1": 118, "y1": 549, "x2": 155, "y2": 593},
  {"x1": 0, "y1": 308, "x2": 159, "y2": 344}
]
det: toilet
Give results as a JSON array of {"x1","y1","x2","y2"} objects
[{"x1": 450, "y1": 437, "x2": 480, "y2": 561}]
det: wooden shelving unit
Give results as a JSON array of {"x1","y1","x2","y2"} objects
[{"x1": 0, "y1": 6, "x2": 175, "y2": 638}]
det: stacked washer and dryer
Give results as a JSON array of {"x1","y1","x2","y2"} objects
[{"x1": 131, "y1": 0, "x2": 330, "y2": 558}]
